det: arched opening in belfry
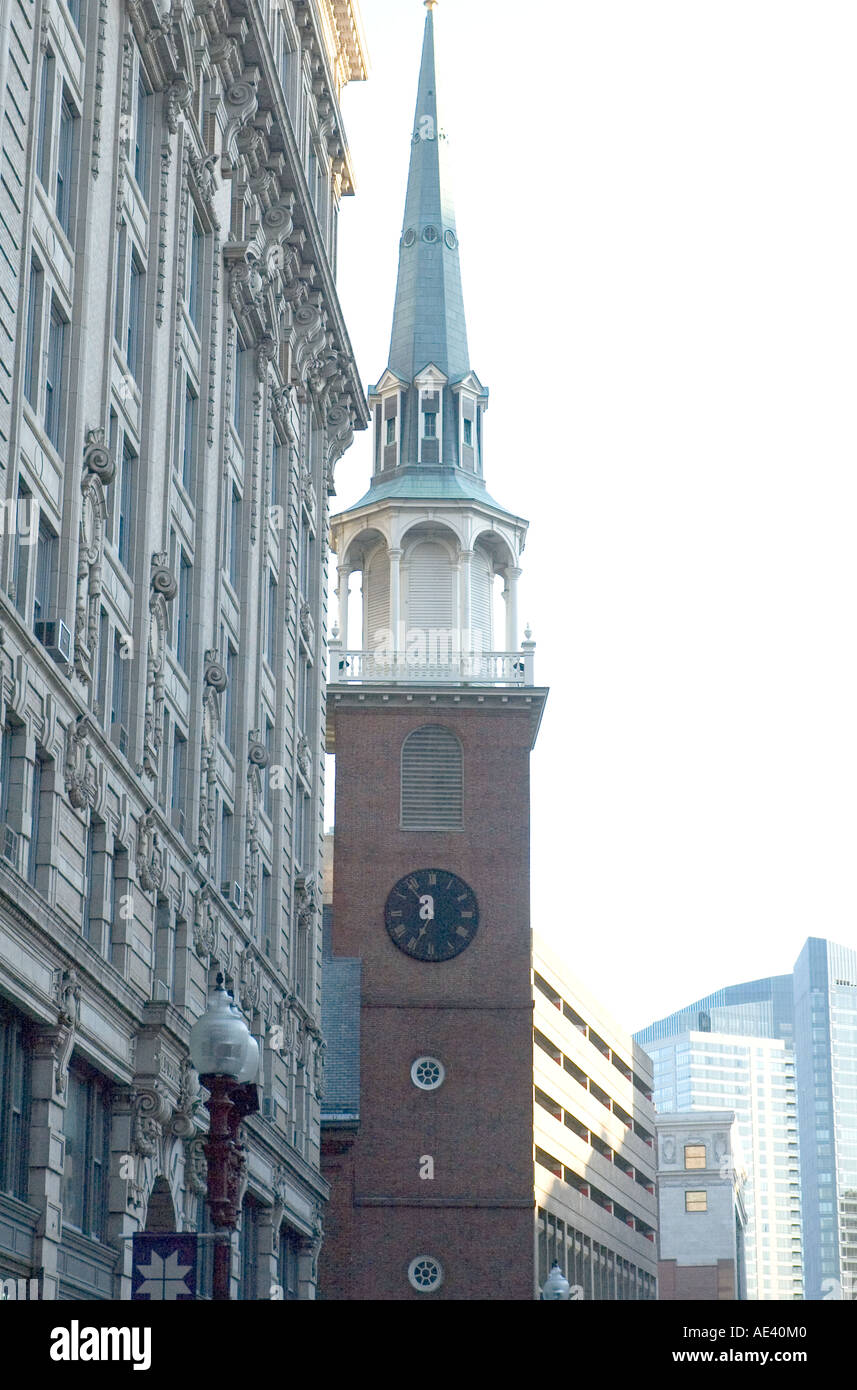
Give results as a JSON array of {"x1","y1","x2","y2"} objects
[
  {"x1": 145, "y1": 1175, "x2": 177, "y2": 1233},
  {"x1": 403, "y1": 532, "x2": 457, "y2": 638}
]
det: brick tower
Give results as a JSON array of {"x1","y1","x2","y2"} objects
[{"x1": 320, "y1": 0, "x2": 547, "y2": 1301}]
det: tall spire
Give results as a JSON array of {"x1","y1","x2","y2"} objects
[{"x1": 387, "y1": 1, "x2": 470, "y2": 382}]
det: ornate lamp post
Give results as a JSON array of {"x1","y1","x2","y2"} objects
[
  {"x1": 189, "y1": 975, "x2": 261, "y2": 1300},
  {"x1": 541, "y1": 1260, "x2": 571, "y2": 1301}
]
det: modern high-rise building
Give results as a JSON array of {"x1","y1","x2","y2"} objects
[
  {"x1": 0, "y1": 0, "x2": 368, "y2": 1298},
  {"x1": 639, "y1": 1030, "x2": 801, "y2": 1299},
  {"x1": 792, "y1": 938, "x2": 857, "y2": 1301},
  {"x1": 636, "y1": 935, "x2": 857, "y2": 1301}
]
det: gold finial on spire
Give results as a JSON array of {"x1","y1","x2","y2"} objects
[{"x1": 424, "y1": 0, "x2": 437, "y2": 10}]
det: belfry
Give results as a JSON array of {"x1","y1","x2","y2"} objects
[{"x1": 320, "y1": 1, "x2": 547, "y2": 1301}]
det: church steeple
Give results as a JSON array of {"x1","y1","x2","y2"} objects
[
  {"x1": 329, "y1": 1, "x2": 532, "y2": 678},
  {"x1": 387, "y1": 0, "x2": 470, "y2": 384}
]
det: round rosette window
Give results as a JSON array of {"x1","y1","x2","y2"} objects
[
  {"x1": 444, "y1": 229, "x2": 457, "y2": 249},
  {"x1": 422, "y1": 224, "x2": 440, "y2": 242},
  {"x1": 402, "y1": 227, "x2": 416, "y2": 247},
  {"x1": 411, "y1": 1056, "x2": 445, "y2": 1091},
  {"x1": 408, "y1": 1255, "x2": 444, "y2": 1293}
]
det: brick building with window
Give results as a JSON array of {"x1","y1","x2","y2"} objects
[{"x1": 0, "y1": 0, "x2": 368, "y2": 1298}]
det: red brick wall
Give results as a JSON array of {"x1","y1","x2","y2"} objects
[
  {"x1": 323, "y1": 701, "x2": 536, "y2": 1300},
  {"x1": 658, "y1": 1258, "x2": 737, "y2": 1300}
]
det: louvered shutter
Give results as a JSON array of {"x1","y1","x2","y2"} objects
[
  {"x1": 469, "y1": 550, "x2": 492, "y2": 653},
  {"x1": 364, "y1": 548, "x2": 390, "y2": 650},
  {"x1": 401, "y1": 724, "x2": 463, "y2": 829},
  {"x1": 406, "y1": 542, "x2": 454, "y2": 633}
]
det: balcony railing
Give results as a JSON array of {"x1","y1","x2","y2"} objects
[{"x1": 328, "y1": 644, "x2": 535, "y2": 686}]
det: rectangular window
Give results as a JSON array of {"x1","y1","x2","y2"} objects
[
  {"x1": 233, "y1": 342, "x2": 245, "y2": 435},
  {"x1": 423, "y1": 411, "x2": 436, "y2": 438},
  {"x1": 187, "y1": 214, "x2": 202, "y2": 326},
  {"x1": 0, "y1": 724, "x2": 11, "y2": 825},
  {"x1": 263, "y1": 718, "x2": 274, "y2": 815},
  {"x1": 224, "y1": 643, "x2": 236, "y2": 749},
  {"x1": 133, "y1": 71, "x2": 150, "y2": 195},
  {"x1": 171, "y1": 730, "x2": 187, "y2": 835},
  {"x1": 55, "y1": 92, "x2": 74, "y2": 236},
  {"x1": 271, "y1": 440, "x2": 282, "y2": 508},
  {"x1": 81, "y1": 822, "x2": 95, "y2": 943},
  {"x1": 117, "y1": 439, "x2": 135, "y2": 567},
  {"x1": 66, "y1": 0, "x2": 82, "y2": 29},
  {"x1": 229, "y1": 486, "x2": 240, "y2": 588},
  {"x1": 258, "y1": 865, "x2": 270, "y2": 950},
  {"x1": 62, "y1": 1065, "x2": 109, "y2": 1240},
  {"x1": 96, "y1": 607, "x2": 109, "y2": 723},
  {"x1": 182, "y1": 381, "x2": 197, "y2": 490},
  {"x1": 0, "y1": 1005, "x2": 30, "y2": 1200},
  {"x1": 463, "y1": 417, "x2": 472, "y2": 446},
  {"x1": 44, "y1": 301, "x2": 65, "y2": 448},
  {"x1": 114, "y1": 223, "x2": 126, "y2": 346},
  {"x1": 36, "y1": 53, "x2": 54, "y2": 190},
  {"x1": 34, "y1": 519, "x2": 57, "y2": 626},
  {"x1": 685, "y1": 1190, "x2": 708, "y2": 1213},
  {"x1": 278, "y1": 1225, "x2": 299, "y2": 1301},
  {"x1": 28, "y1": 751, "x2": 43, "y2": 886},
  {"x1": 684, "y1": 1144, "x2": 707, "y2": 1169},
  {"x1": 126, "y1": 253, "x2": 143, "y2": 378},
  {"x1": 23, "y1": 261, "x2": 42, "y2": 407},
  {"x1": 108, "y1": 844, "x2": 127, "y2": 966},
  {"x1": 385, "y1": 416, "x2": 395, "y2": 446},
  {"x1": 240, "y1": 1197, "x2": 259, "y2": 1300},
  {"x1": 111, "y1": 630, "x2": 128, "y2": 751},
  {"x1": 266, "y1": 571, "x2": 277, "y2": 666},
  {"x1": 176, "y1": 550, "x2": 191, "y2": 669},
  {"x1": 220, "y1": 803, "x2": 232, "y2": 885}
]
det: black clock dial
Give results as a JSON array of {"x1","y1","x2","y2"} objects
[{"x1": 384, "y1": 869, "x2": 479, "y2": 962}]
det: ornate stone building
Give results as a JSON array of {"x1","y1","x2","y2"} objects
[{"x1": 0, "y1": 0, "x2": 368, "y2": 1297}]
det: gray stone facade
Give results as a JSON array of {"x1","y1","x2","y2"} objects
[{"x1": 0, "y1": 0, "x2": 368, "y2": 1298}]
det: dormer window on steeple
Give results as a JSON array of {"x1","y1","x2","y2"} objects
[
  {"x1": 462, "y1": 418, "x2": 472, "y2": 446},
  {"x1": 423, "y1": 411, "x2": 436, "y2": 439},
  {"x1": 386, "y1": 417, "x2": 396, "y2": 446}
]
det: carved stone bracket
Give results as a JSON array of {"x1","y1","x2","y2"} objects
[
  {"x1": 74, "y1": 430, "x2": 111, "y2": 684},
  {"x1": 136, "y1": 809, "x2": 166, "y2": 894},
  {"x1": 192, "y1": 884, "x2": 217, "y2": 961},
  {"x1": 52, "y1": 968, "x2": 81, "y2": 1098},
  {"x1": 64, "y1": 715, "x2": 99, "y2": 811}
]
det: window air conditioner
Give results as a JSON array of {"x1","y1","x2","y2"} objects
[{"x1": 35, "y1": 619, "x2": 72, "y2": 664}]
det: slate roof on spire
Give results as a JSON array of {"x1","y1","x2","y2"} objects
[{"x1": 387, "y1": 4, "x2": 470, "y2": 382}]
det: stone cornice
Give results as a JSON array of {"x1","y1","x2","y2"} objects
[{"x1": 325, "y1": 684, "x2": 549, "y2": 753}]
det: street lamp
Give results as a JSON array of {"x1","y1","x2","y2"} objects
[
  {"x1": 541, "y1": 1260, "x2": 571, "y2": 1300},
  {"x1": 189, "y1": 974, "x2": 260, "y2": 1300}
]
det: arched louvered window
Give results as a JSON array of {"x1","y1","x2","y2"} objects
[{"x1": 401, "y1": 724, "x2": 463, "y2": 830}]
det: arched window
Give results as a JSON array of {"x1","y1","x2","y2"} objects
[{"x1": 401, "y1": 725, "x2": 462, "y2": 830}]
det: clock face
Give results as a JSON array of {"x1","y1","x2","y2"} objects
[{"x1": 384, "y1": 869, "x2": 478, "y2": 962}]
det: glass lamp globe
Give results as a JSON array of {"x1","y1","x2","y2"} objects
[
  {"x1": 226, "y1": 993, "x2": 261, "y2": 1084},
  {"x1": 189, "y1": 977, "x2": 251, "y2": 1078},
  {"x1": 541, "y1": 1261, "x2": 570, "y2": 1301},
  {"x1": 237, "y1": 1033, "x2": 260, "y2": 1084}
]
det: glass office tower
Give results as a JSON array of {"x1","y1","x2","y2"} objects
[{"x1": 637, "y1": 937, "x2": 857, "y2": 1300}]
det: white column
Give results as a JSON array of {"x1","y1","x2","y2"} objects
[
  {"x1": 336, "y1": 566, "x2": 349, "y2": 650},
  {"x1": 505, "y1": 566, "x2": 521, "y2": 650},
  {"x1": 458, "y1": 549, "x2": 473, "y2": 657},
  {"x1": 389, "y1": 548, "x2": 402, "y2": 655}
]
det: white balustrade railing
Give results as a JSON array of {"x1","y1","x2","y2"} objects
[{"x1": 328, "y1": 645, "x2": 535, "y2": 686}]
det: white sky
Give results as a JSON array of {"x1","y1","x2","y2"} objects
[{"x1": 326, "y1": 0, "x2": 857, "y2": 1034}]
